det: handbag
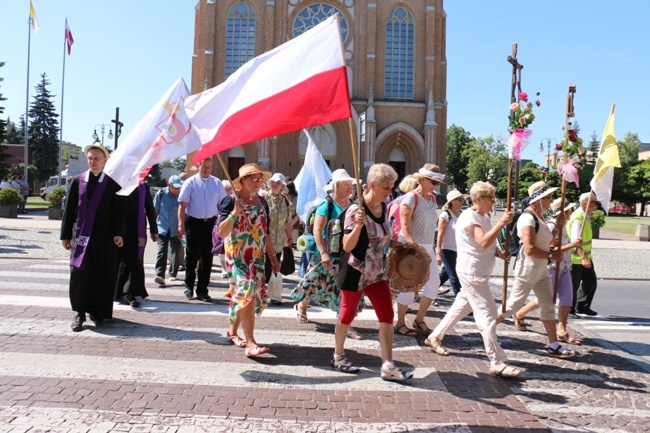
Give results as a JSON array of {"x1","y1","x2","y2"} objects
[{"x1": 280, "y1": 246, "x2": 295, "y2": 276}]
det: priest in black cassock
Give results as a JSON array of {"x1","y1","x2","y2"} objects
[{"x1": 61, "y1": 144, "x2": 126, "y2": 332}]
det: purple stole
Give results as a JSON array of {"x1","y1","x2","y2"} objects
[
  {"x1": 137, "y1": 182, "x2": 147, "y2": 260},
  {"x1": 70, "y1": 171, "x2": 109, "y2": 270}
]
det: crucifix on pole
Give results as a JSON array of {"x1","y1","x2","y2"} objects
[{"x1": 501, "y1": 43, "x2": 524, "y2": 313}]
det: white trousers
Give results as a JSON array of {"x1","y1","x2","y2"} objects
[{"x1": 432, "y1": 272, "x2": 507, "y2": 366}]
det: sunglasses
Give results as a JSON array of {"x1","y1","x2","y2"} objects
[
  {"x1": 480, "y1": 195, "x2": 496, "y2": 202},
  {"x1": 246, "y1": 176, "x2": 264, "y2": 183}
]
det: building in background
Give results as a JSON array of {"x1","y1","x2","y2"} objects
[{"x1": 190, "y1": 0, "x2": 447, "y2": 183}]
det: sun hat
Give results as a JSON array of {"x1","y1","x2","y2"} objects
[
  {"x1": 550, "y1": 198, "x2": 576, "y2": 216},
  {"x1": 168, "y1": 175, "x2": 183, "y2": 188},
  {"x1": 269, "y1": 173, "x2": 286, "y2": 186},
  {"x1": 579, "y1": 191, "x2": 598, "y2": 204},
  {"x1": 442, "y1": 189, "x2": 467, "y2": 210},
  {"x1": 527, "y1": 181, "x2": 558, "y2": 204},
  {"x1": 83, "y1": 143, "x2": 109, "y2": 159},
  {"x1": 413, "y1": 167, "x2": 446, "y2": 185},
  {"x1": 323, "y1": 168, "x2": 356, "y2": 192},
  {"x1": 385, "y1": 243, "x2": 432, "y2": 292},
  {"x1": 232, "y1": 163, "x2": 272, "y2": 191}
]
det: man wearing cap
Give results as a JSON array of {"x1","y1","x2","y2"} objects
[
  {"x1": 177, "y1": 157, "x2": 227, "y2": 302},
  {"x1": 153, "y1": 175, "x2": 184, "y2": 286},
  {"x1": 265, "y1": 173, "x2": 293, "y2": 304},
  {"x1": 568, "y1": 192, "x2": 599, "y2": 317},
  {"x1": 61, "y1": 144, "x2": 126, "y2": 332}
]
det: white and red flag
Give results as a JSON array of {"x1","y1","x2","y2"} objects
[
  {"x1": 105, "y1": 77, "x2": 201, "y2": 195},
  {"x1": 187, "y1": 15, "x2": 351, "y2": 162},
  {"x1": 65, "y1": 18, "x2": 74, "y2": 55}
]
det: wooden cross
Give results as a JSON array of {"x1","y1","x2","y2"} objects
[
  {"x1": 566, "y1": 84, "x2": 576, "y2": 119},
  {"x1": 507, "y1": 43, "x2": 524, "y2": 105}
]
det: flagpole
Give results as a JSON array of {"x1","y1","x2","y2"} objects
[
  {"x1": 24, "y1": 17, "x2": 32, "y2": 181},
  {"x1": 215, "y1": 153, "x2": 240, "y2": 201},
  {"x1": 58, "y1": 21, "x2": 67, "y2": 187},
  {"x1": 347, "y1": 117, "x2": 363, "y2": 208}
]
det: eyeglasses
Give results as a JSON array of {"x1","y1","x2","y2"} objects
[
  {"x1": 455, "y1": 197, "x2": 464, "y2": 202},
  {"x1": 480, "y1": 196, "x2": 496, "y2": 202},
  {"x1": 246, "y1": 176, "x2": 264, "y2": 183}
]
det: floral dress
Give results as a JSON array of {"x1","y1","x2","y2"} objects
[
  {"x1": 290, "y1": 248, "x2": 342, "y2": 311},
  {"x1": 225, "y1": 200, "x2": 268, "y2": 324}
]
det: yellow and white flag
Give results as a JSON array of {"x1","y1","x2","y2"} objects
[
  {"x1": 589, "y1": 105, "x2": 620, "y2": 214},
  {"x1": 29, "y1": 1, "x2": 39, "y2": 33}
]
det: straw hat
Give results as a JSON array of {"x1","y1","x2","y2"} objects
[
  {"x1": 550, "y1": 198, "x2": 576, "y2": 216},
  {"x1": 232, "y1": 163, "x2": 272, "y2": 191},
  {"x1": 83, "y1": 143, "x2": 109, "y2": 159},
  {"x1": 442, "y1": 189, "x2": 467, "y2": 210},
  {"x1": 527, "y1": 181, "x2": 558, "y2": 204},
  {"x1": 413, "y1": 167, "x2": 446, "y2": 185},
  {"x1": 385, "y1": 243, "x2": 432, "y2": 292}
]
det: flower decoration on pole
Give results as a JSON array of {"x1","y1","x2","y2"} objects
[
  {"x1": 556, "y1": 122, "x2": 585, "y2": 186},
  {"x1": 507, "y1": 91, "x2": 539, "y2": 160}
]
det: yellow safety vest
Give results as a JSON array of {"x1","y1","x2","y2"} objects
[{"x1": 568, "y1": 209, "x2": 592, "y2": 265}]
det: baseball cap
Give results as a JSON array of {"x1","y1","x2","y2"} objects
[{"x1": 169, "y1": 175, "x2": 183, "y2": 188}]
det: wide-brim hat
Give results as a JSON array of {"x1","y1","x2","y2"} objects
[
  {"x1": 527, "y1": 181, "x2": 558, "y2": 204},
  {"x1": 232, "y1": 163, "x2": 272, "y2": 191},
  {"x1": 443, "y1": 189, "x2": 467, "y2": 210},
  {"x1": 413, "y1": 168, "x2": 446, "y2": 185},
  {"x1": 323, "y1": 168, "x2": 356, "y2": 192},
  {"x1": 83, "y1": 143, "x2": 109, "y2": 159},
  {"x1": 550, "y1": 198, "x2": 576, "y2": 216},
  {"x1": 385, "y1": 243, "x2": 432, "y2": 292}
]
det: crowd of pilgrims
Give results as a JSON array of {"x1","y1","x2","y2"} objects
[{"x1": 62, "y1": 143, "x2": 599, "y2": 383}]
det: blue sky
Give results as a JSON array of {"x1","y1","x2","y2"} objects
[{"x1": 1, "y1": 1, "x2": 648, "y2": 166}]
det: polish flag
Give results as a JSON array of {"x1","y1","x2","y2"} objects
[
  {"x1": 65, "y1": 18, "x2": 74, "y2": 55},
  {"x1": 104, "y1": 77, "x2": 201, "y2": 195},
  {"x1": 187, "y1": 15, "x2": 351, "y2": 162}
]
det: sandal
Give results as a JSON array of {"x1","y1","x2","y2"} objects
[
  {"x1": 294, "y1": 304, "x2": 309, "y2": 323},
  {"x1": 245, "y1": 344, "x2": 270, "y2": 357},
  {"x1": 547, "y1": 345, "x2": 577, "y2": 359},
  {"x1": 413, "y1": 319, "x2": 432, "y2": 335},
  {"x1": 227, "y1": 331, "x2": 246, "y2": 348},
  {"x1": 513, "y1": 315, "x2": 528, "y2": 332},
  {"x1": 424, "y1": 337, "x2": 450, "y2": 356},
  {"x1": 381, "y1": 364, "x2": 413, "y2": 383},
  {"x1": 395, "y1": 325, "x2": 417, "y2": 337},
  {"x1": 330, "y1": 355, "x2": 360, "y2": 373},
  {"x1": 488, "y1": 363, "x2": 521, "y2": 378},
  {"x1": 558, "y1": 334, "x2": 582, "y2": 346},
  {"x1": 347, "y1": 329, "x2": 364, "y2": 340}
]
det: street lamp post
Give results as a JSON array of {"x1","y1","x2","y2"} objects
[
  {"x1": 92, "y1": 123, "x2": 114, "y2": 147},
  {"x1": 539, "y1": 137, "x2": 558, "y2": 174}
]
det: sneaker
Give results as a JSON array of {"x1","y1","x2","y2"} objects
[
  {"x1": 437, "y1": 287, "x2": 451, "y2": 295},
  {"x1": 154, "y1": 276, "x2": 165, "y2": 286},
  {"x1": 169, "y1": 274, "x2": 177, "y2": 281},
  {"x1": 183, "y1": 288, "x2": 193, "y2": 300},
  {"x1": 576, "y1": 308, "x2": 598, "y2": 316},
  {"x1": 547, "y1": 345, "x2": 577, "y2": 359},
  {"x1": 381, "y1": 364, "x2": 413, "y2": 383},
  {"x1": 197, "y1": 294, "x2": 213, "y2": 303}
]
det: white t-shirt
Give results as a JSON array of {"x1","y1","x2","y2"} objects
[
  {"x1": 455, "y1": 209, "x2": 496, "y2": 276},
  {"x1": 400, "y1": 191, "x2": 438, "y2": 244},
  {"x1": 438, "y1": 210, "x2": 458, "y2": 251},
  {"x1": 514, "y1": 211, "x2": 553, "y2": 279}
]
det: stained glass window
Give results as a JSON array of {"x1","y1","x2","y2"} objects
[
  {"x1": 293, "y1": 3, "x2": 348, "y2": 43},
  {"x1": 225, "y1": 1, "x2": 256, "y2": 78}
]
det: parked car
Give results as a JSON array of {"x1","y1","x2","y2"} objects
[{"x1": 609, "y1": 203, "x2": 630, "y2": 215}]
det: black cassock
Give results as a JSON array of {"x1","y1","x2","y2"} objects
[
  {"x1": 61, "y1": 172, "x2": 126, "y2": 321},
  {"x1": 115, "y1": 185, "x2": 158, "y2": 300}
]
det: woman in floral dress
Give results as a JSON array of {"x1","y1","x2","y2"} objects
[{"x1": 218, "y1": 163, "x2": 280, "y2": 357}]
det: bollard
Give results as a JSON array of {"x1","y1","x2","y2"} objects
[{"x1": 635, "y1": 224, "x2": 650, "y2": 241}]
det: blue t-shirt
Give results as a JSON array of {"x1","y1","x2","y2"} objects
[{"x1": 315, "y1": 198, "x2": 345, "y2": 237}]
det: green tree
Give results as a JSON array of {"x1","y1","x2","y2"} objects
[
  {"x1": 627, "y1": 160, "x2": 650, "y2": 214},
  {"x1": 445, "y1": 124, "x2": 472, "y2": 191},
  {"x1": 0, "y1": 60, "x2": 9, "y2": 177},
  {"x1": 617, "y1": 131, "x2": 641, "y2": 167},
  {"x1": 8, "y1": 162, "x2": 39, "y2": 186},
  {"x1": 28, "y1": 73, "x2": 60, "y2": 180},
  {"x1": 4, "y1": 117, "x2": 25, "y2": 144},
  {"x1": 160, "y1": 157, "x2": 187, "y2": 172},
  {"x1": 464, "y1": 135, "x2": 508, "y2": 197}
]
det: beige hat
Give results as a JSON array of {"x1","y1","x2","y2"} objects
[
  {"x1": 442, "y1": 189, "x2": 467, "y2": 210},
  {"x1": 413, "y1": 167, "x2": 446, "y2": 185},
  {"x1": 232, "y1": 163, "x2": 272, "y2": 191},
  {"x1": 385, "y1": 243, "x2": 432, "y2": 292},
  {"x1": 83, "y1": 143, "x2": 109, "y2": 159},
  {"x1": 550, "y1": 198, "x2": 576, "y2": 216},
  {"x1": 579, "y1": 192, "x2": 598, "y2": 204},
  {"x1": 527, "y1": 181, "x2": 558, "y2": 204}
]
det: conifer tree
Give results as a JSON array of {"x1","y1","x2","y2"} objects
[{"x1": 28, "y1": 73, "x2": 60, "y2": 180}]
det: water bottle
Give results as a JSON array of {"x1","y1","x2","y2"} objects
[{"x1": 329, "y1": 219, "x2": 341, "y2": 255}]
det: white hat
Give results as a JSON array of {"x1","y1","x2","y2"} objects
[
  {"x1": 527, "y1": 181, "x2": 558, "y2": 204},
  {"x1": 413, "y1": 168, "x2": 446, "y2": 184},
  {"x1": 324, "y1": 168, "x2": 356, "y2": 192},
  {"x1": 269, "y1": 173, "x2": 286, "y2": 185},
  {"x1": 442, "y1": 189, "x2": 467, "y2": 210},
  {"x1": 550, "y1": 198, "x2": 576, "y2": 216},
  {"x1": 579, "y1": 192, "x2": 598, "y2": 204},
  {"x1": 83, "y1": 143, "x2": 109, "y2": 159}
]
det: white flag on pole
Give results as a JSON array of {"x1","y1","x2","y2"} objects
[
  {"x1": 105, "y1": 77, "x2": 201, "y2": 195},
  {"x1": 294, "y1": 129, "x2": 333, "y2": 223}
]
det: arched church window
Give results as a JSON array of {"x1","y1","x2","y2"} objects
[
  {"x1": 292, "y1": 2, "x2": 349, "y2": 43},
  {"x1": 385, "y1": 6, "x2": 414, "y2": 100},
  {"x1": 225, "y1": 1, "x2": 256, "y2": 78}
]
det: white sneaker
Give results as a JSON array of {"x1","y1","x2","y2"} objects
[{"x1": 154, "y1": 276, "x2": 165, "y2": 286}]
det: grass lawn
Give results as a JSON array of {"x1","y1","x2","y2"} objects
[
  {"x1": 25, "y1": 195, "x2": 50, "y2": 211},
  {"x1": 602, "y1": 214, "x2": 650, "y2": 235}
]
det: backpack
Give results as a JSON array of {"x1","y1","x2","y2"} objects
[
  {"x1": 387, "y1": 191, "x2": 419, "y2": 241},
  {"x1": 305, "y1": 196, "x2": 334, "y2": 236},
  {"x1": 497, "y1": 209, "x2": 539, "y2": 259}
]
